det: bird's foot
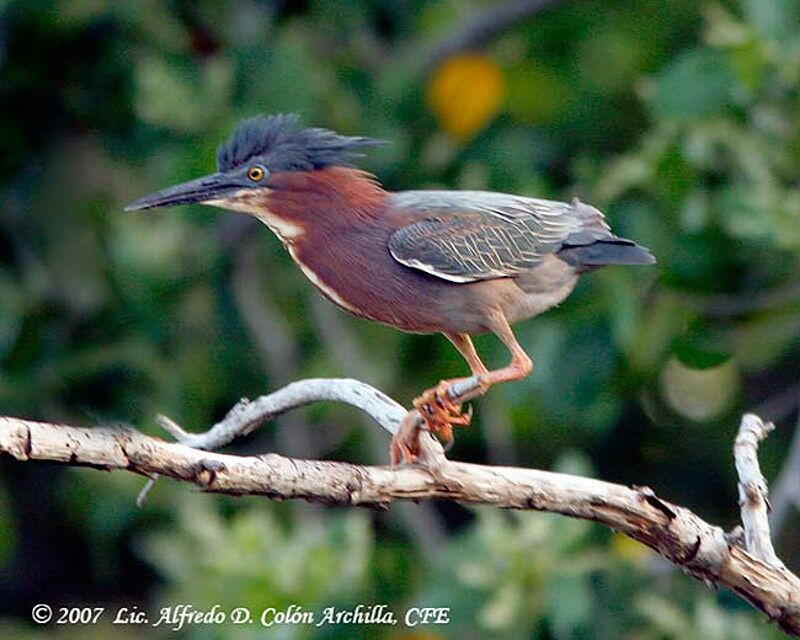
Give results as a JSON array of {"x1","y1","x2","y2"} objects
[
  {"x1": 390, "y1": 380, "x2": 475, "y2": 465},
  {"x1": 414, "y1": 379, "x2": 470, "y2": 418},
  {"x1": 390, "y1": 408, "x2": 459, "y2": 466},
  {"x1": 390, "y1": 416, "x2": 420, "y2": 465},
  {"x1": 415, "y1": 380, "x2": 471, "y2": 443}
]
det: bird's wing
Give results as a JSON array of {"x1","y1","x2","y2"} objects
[{"x1": 387, "y1": 191, "x2": 610, "y2": 283}]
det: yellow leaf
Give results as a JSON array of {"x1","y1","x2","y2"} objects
[{"x1": 427, "y1": 54, "x2": 504, "y2": 140}]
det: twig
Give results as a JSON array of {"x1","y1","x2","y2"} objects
[
  {"x1": 135, "y1": 377, "x2": 411, "y2": 505},
  {"x1": 152, "y1": 372, "x2": 483, "y2": 457},
  {"x1": 135, "y1": 377, "x2": 409, "y2": 506},
  {"x1": 2, "y1": 403, "x2": 800, "y2": 635},
  {"x1": 734, "y1": 414, "x2": 784, "y2": 568},
  {"x1": 159, "y1": 377, "x2": 407, "y2": 449}
]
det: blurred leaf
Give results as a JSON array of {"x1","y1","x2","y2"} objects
[
  {"x1": 134, "y1": 55, "x2": 234, "y2": 132},
  {"x1": 418, "y1": 508, "x2": 601, "y2": 637},
  {"x1": 553, "y1": 449, "x2": 595, "y2": 477},
  {"x1": 637, "y1": 592, "x2": 785, "y2": 639},
  {"x1": 671, "y1": 323, "x2": 731, "y2": 370},
  {"x1": 728, "y1": 308, "x2": 800, "y2": 368},
  {"x1": 141, "y1": 494, "x2": 373, "y2": 633},
  {"x1": 650, "y1": 48, "x2": 735, "y2": 122},
  {"x1": 427, "y1": 54, "x2": 504, "y2": 139},
  {"x1": 505, "y1": 63, "x2": 571, "y2": 124},
  {"x1": 743, "y1": 0, "x2": 800, "y2": 41},
  {"x1": 660, "y1": 356, "x2": 738, "y2": 421},
  {"x1": 544, "y1": 571, "x2": 592, "y2": 638},
  {"x1": 578, "y1": 30, "x2": 652, "y2": 95}
]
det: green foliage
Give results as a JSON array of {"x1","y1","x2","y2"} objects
[
  {"x1": 651, "y1": 49, "x2": 737, "y2": 122},
  {"x1": 636, "y1": 593, "x2": 784, "y2": 640},
  {"x1": 141, "y1": 496, "x2": 372, "y2": 639},
  {"x1": 421, "y1": 509, "x2": 601, "y2": 638}
]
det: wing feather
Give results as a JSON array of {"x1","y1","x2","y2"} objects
[{"x1": 388, "y1": 191, "x2": 608, "y2": 282}]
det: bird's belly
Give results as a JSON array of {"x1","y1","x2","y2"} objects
[
  {"x1": 287, "y1": 235, "x2": 486, "y2": 333},
  {"x1": 502, "y1": 257, "x2": 579, "y2": 324},
  {"x1": 286, "y1": 237, "x2": 580, "y2": 335},
  {"x1": 504, "y1": 280, "x2": 578, "y2": 324}
]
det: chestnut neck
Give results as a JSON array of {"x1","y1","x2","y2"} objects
[{"x1": 265, "y1": 166, "x2": 386, "y2": 231}]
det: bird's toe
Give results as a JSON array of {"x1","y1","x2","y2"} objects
[{"x1": 390, "y1": 413, "x2": 423, "y2": 465}]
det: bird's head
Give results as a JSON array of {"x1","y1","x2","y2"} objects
[{"x1": 125, "y1": 114, "x2": 385, "y2": 214}]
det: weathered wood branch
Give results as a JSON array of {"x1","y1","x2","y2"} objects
[
  {"x1": 735, "y1": 414, "x2": 783, "y2": 567},
  {"x1": 0, "y1": 383, "x2": 798, "y2": 635}
]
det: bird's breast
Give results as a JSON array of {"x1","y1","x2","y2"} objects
[
  {"x1": 252, "y1": 210, "x2": 305, "y2": 243},
  {"x1": 284, "y1": 226, "x2": 462, "y2": 332},
  {"x1": 286, "y1": 243, "x2": 364, "y2": 316}
]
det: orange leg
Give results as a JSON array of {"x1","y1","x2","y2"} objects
[
  {"x1": 412, "y1": 332, "x2": 487, "y2": 440},
  {"x1": 479, "y1": 309, "x2": 533, "y2": 386},
  {"x1": 391, "y1": 312, "x2": 534, "y2": 464},
  {"x1": 445, "y1": 332, "x2": 489, "y2": 377}
]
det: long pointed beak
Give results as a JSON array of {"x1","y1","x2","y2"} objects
[{"x1": 125, "y1": 173, "x2": 243, "y2": 212}]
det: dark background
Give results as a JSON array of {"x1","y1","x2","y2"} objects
[{"x1": 1, "y1": 0, "x2": 798, "y2": 638}]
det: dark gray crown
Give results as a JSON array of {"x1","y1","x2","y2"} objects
[{"x1": 216, "y1": 114, "x2": 385, "y2": 173}]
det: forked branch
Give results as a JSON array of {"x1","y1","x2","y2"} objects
[{"x1": 0, "y1": 380, "x2": 798, "y2": 635}]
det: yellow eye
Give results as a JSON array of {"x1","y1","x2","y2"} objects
[{"x1": 247, "y1": 165, "x2": 266, "y2": 181}]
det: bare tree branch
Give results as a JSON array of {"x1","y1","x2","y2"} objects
[
  {"x1": 735, "y1": 414, "x2": 784, "y2": 568},
  {"x1": 136, "y1": 376, "x2": 405, "y2": 506},
  {"x1": 158, "y1": 377, "x2": 405, "y2": 449},
  {"x1": 1, "y1": 381, "x2": 799, "y2": 635}
]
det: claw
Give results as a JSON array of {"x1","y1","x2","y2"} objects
[
  {"x1": 391, "y1": 376, "x2": 489, "y2": 464},
  {"x1": 440, "y1": 425, "x2": 454, "y2": 452},
  {"x1": 410, "y1": 380, "x2": 472, "y2": 449},
  {"x1": 391, "y1": 384, "x2": 478, "y2": 465},
  {"x1": 391, "y1": 411, "x2": 425, "y2": 465},
  {"x1": 390, "y1": 432, "x2": 417, "y2": 465}
]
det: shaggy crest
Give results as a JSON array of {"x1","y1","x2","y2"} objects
[{"x1": 216, "y1": 114, "x2": 385, "y2": 172}]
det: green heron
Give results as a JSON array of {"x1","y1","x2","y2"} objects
[{"x1": 127, "y1": 114, "x2": 655, "y2": 463}]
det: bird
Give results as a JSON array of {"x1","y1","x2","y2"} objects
[{"x1": 126, "y1": 114, "x2": 655, "y2": 464}]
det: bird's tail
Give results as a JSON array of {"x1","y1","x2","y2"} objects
[{"x1": 557, "y1": 237, "x2": 655, "y2": 269}]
